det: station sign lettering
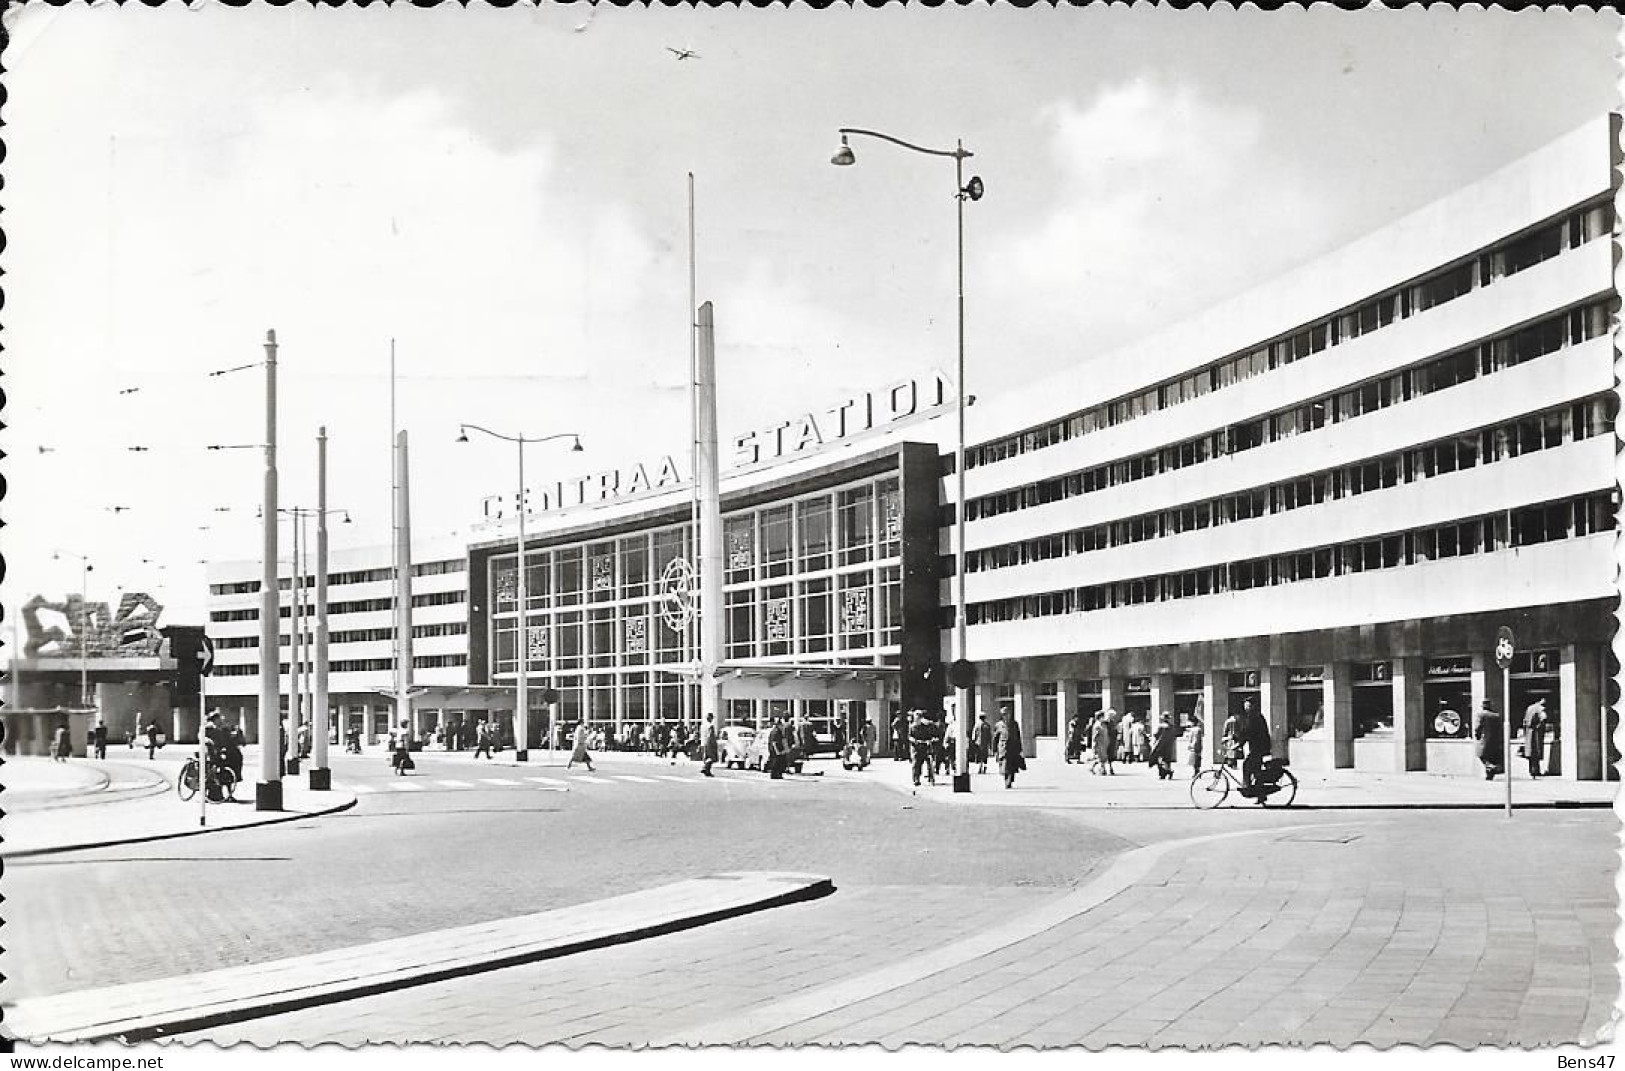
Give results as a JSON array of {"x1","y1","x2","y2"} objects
[{"x1": 731, "y1": 372, "x2": 952, "y2": 468}]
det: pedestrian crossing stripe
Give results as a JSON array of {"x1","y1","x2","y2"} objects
[
  {"x1": 613, "y1": 775, "x2": 660, "y2": 783},
  {"x1": 479, "y1": 778, "x2": 523, "y2": 786},
  {"x1": 435, "y1": 780, "x2": 473, "y2": 788},
  {"x1": 570, "y1": 775, "x2": 610, "y2": 783},
  {"x1": 656, "y1": 775, "x2": 697, "y2": 783},
  {"x1": 350, "y1": 784, "x2": 378, "y2": 794},
  {"x1": 392, "y1": 782, "x2": 425, "y2": 791},
  {"x1": 526, "y1": 776, "x2": 567, "y2": 786}
]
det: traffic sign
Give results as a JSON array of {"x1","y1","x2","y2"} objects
[
  {"x1": 198, "y1": 634, "x2": 216, "y2": 677},
  {"x1": 948, "y1": 659, "x2": 977, "y2": 690},
  {"x1": 1494, "y1": 626, "x2": 1516, "y2": 671}
]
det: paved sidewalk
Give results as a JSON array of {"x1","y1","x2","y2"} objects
[
  {"x1": 7, "y1": 871, "x2": 832, "y2": 1043},
  {"x1": 837, "y1": 752, "x2": 1617, "y2": 810},
  {"x1": 1, "y1": 754, "x2": 357, "y2": 858},
  {"x1": 3, "y1": 757, "x2": 169, "y2": 809},
  {"x1": 181, "y1": 809, "x2": 1619, "y2": 1049}
]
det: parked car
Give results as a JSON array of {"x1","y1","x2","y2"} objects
[{"x1": 719, "y1": 725, "x2": 756, "y2": 770}]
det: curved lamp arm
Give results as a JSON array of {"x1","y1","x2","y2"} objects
[
  {"x1": 458, "y1": 424, "x2": 583, "y2": 449},
  {"x1": 838, "y1": 127, "x2": 972, "y2": 161}
]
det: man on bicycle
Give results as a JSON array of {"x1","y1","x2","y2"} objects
[{"x1": 1235, "y1": 700, "x2": 1272, "y2": 799}]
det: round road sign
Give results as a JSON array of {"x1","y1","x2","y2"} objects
[{"x1": 1494, "y1": 626, "x2": 1516, "y2": 671}]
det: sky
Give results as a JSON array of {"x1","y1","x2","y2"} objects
[{"x1": 3, "y1": 4, "x2": 1619, "y2": 627}]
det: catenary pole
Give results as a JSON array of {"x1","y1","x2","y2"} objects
[
  {"x1": 257, "y1": 329, "x2": 282, "y2": 811},
  {"x1": 312, "y1": 428, "x2": 332, "y2": 789}
]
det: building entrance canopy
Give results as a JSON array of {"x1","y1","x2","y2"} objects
[{"x1": 659, "y1": 662, "x2": 896, "y2": 701}]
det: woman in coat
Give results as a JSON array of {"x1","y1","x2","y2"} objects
[
  {"x1": 568, "y1": 721, "x2": 596, "y2": 772},
  {"x1": 994, "y1": 708, "x2": 1025, "y2": 789},
  {"x1": 1150, "y1": 718, "x2": 1178, "y2": 780},
  {"x1": 1090, "y1": 710, "x2": 1116, "y2": 775}
]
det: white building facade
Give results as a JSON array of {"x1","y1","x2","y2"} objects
[{"x1": 951, "y1": 115, "x2": 1618, "y2": 780}]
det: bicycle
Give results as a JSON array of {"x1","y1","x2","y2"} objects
[
  {"x1": 1189, "y1": 756, "x2": 1297, "y2": 809},
  {"x1": 177, "y1": 755, "x2": 239, "y2": 803}
]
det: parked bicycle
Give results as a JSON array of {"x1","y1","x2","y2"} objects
[
  {"x1": 1189, "y1": 756, "x2": 1297, "y2": 809},
  {"x1": 176, "y1": 755, "x2": 239, "y2": 803}
]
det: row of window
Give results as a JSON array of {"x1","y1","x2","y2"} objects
[
  {"x1": 489, "y1": 563, "x2": 905, "y2": 674},
  {"x1": 964, "y1": 493, "x2": 1615, "y2": 625},
  {"x1": 964, "y1": 302, "x2": 1609, "y2": 524},
  {"x1": 489, "y1": 474, "x2": 904, "y2": 612},
  {"x1": 965, "y1": 201, "x2": 1612, "y2": 471},
  {"x1": 965, "y1": 396, "x2": 1611, "y2": 575},
  {"x1": 208, "y1": 559, "x2": 466, "y2": 596},
  {"x1": 211, "y1": 652, "x2": 470, "y2": 677},
  {"x1": 213, "y1": 621, "x2": 469, "y2": 650},
  {"x1": 209, "y1": 590, "x2": 466, "y2": 623}
]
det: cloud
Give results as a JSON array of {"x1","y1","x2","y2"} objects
[{"x1": 981, "y1": 78, "x2": 1329, "y2": 368}]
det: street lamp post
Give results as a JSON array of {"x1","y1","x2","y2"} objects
[
  {"x1": 832, "y1": 127, "x2": 983, "y2": 794},
  {"x1": 458, "y1": 425, "x2": 582, "y2": 762},
  {"x1": 53, "y1": 550, "x2": 95, "y2": 716}
]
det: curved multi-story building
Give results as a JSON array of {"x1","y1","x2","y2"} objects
[{"x1": 954, "y1": 114, "x2": 1617, "y2": 780}]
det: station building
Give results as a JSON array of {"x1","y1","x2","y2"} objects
[{"x1": 201, "y1": 115, "x2": 1619, "y2": 779}]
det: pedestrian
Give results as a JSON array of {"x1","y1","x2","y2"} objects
[
  {"x1": 51, "y1": 724, "x2": 70, "y2": 762},
  {"x1": 1128, "y1": 717, "x2": 1148, "y2": 764},
  {"x1": 1186, "y1": 719, "x2": 1205, "y2": 777},
  {"x1": 995, "y1": 705, "x2": 1025, "y2": 789},
  {"x1": 568, "y1": 721, "x2": 595, "y2": 772},
  {"x1": 1523, "y1": 699, "x2": 1548, "y2": 778},
  {"x1": 391, "y1": 729, "x2": 414, "y2": 776},
  {"x1": 767, "y1": 716, "x2": 789, "y2": 779},
  {"x1": 473, "y1": 719, "x2": 493, "y2": 760},
  {"x1": 930, "y1": 716, "x2": 949, "y2": 778},
  {"x1": 904, "y1": 710, "x2": 933, "y2": 786},
  {"x1": 858, "y1": 718, "x2": 876, "y2": 769},
  {"x1": 701, "y1": 713, "x2": 719, "y2": 777},
  {"x1": 975, "y1": 714, "x2": 993, "y2": 775},
  {"x1": 144, "y1": 720, "x2": 161, "y2": 760},
  {"x1": 90, "y1": 721, "x2": 107, "y2": 760},
  {"x1": 1065, "y1": 712, "x2": 1086, "y2": 764},
  {"x1": 1090, "y1": 710, "x2": 1116, "y2": 775},
  {"x1": 1474, "y1": 699, "x2": 1505, "y2": 781},
  {"x1": 1150, "y1": 717, "x2": 1178, "y2": 780},
  {"x1": 890, "y1": 710, "x2": 909, "y2": 761},
  {"x1": 799, "y1": 719, "x2": 818, "y2": 769},
  {"x1": 298, "y1": 722, "x2": 312, "y2": 758},
  {"x1": 1118, "y1": 708, "x2": 1135, "y2": 764},
  {"x1": 225, "y1": 718, "x2": 246, "y2": 782},
  {"x1": 1221, "y1": 707, "x2": 1242, "y2": 769}
]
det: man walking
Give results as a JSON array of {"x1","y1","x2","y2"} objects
[
  {"x1": 766, "y1": 716, "x2": 789, "y2": 780},
  {"x1": 701, "y1": 713, "x2": 719, "y2": 777},
  {"x1": 90, "y1": 721, "x2": 107, "y2": 760},
  {"x1": 1474, "y1": 699, "x2": 1505, "y2": 780},
  {"x1": 1524, "y1": 699, "x2": 1548, "y2": 778},
  {"x1": 473, "y1": 719, "x2": 493, "y2": 760},
  {"x1": 908, "y1": 711, "x2": 936, "y2": 787},
  {"x1": 995, "y1": 705, "x2": 1025, "y2": 789},
  {"x1": 975, "y1": 714, "x2": 993, "y2": 775},
  {"x1": 890, "y1": 710, "x2": 909, "y2": 761}
]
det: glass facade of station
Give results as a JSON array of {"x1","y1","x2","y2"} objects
[{"x1": 483, "y1": 471, "x2": 909, "y2": 743}]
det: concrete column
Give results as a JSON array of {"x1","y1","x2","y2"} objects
[
  {"x1": 1202, "y1": 676, "x2": 1228, "y2": 764},
  {"x1": 1470, "y1": 653, "x2": 1503, "y2": 729},
  {"x1": 1324, "y1": 662, "x2": 1354, "y2": 769},
  {"x1": 1393, "y1": 656, "x2": 1426, "y2": 772},
  {"x1": 1057, "y1": 679, "x2": 1078, "y2": 735},
  {"x1": 1260, "y1": 665, "x2": 1289, "y2": 760},
  {"x1": 1100, "y1": 676, "x2": 1125, "y2": 718},
  {"x1": 171, "y1": 707, "x2": 185, "y2": 746},
  {"x1": 1013, "y1": 681, "x2": 1038, "y2": 758},
  {"x1": 1149, "y1": 673, "x2": 1175, "y2": 732},
  {"x1": 1560, "y1": 643, "x2": 1603, "y2": 781},
  {"x1": 867, "y1": 699, "x2": 888, "y2": 756}
]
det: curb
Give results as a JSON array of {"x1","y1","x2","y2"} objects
[
  {"x1": 0, "y1": 793, "x2": 359, "y2": 860},
  {"x1": 855, "y1": 771, "x2": 1613, "y2": 812},
  {"x1": 9, "y1": 871, "x2": 834, "y2": 1043}
]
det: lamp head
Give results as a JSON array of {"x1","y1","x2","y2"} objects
[
  {"x1": 830, "y1": 136, "x2": 855, "y2": 167},
  {"x1": 962, "y1": 175, "x2": 984, "y2": 202},
  {"x1": 570, "y1": 436, "x2": 584, "y2": 453},
  {"x1": 455, "y1": 427, "x2": 470, "y2": 443}
]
